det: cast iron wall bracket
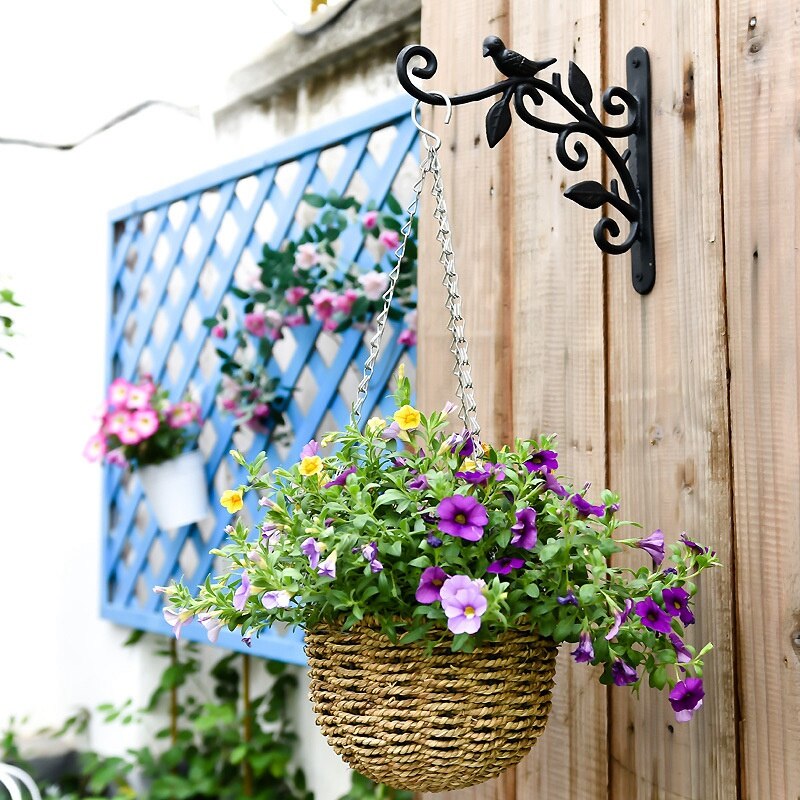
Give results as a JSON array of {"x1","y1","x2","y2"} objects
[{"x1": 396, "y1": 39, "x2": 656, "y2": 295}]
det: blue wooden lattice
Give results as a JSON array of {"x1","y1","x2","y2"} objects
[{"x1": 103, "y1": 97, "x2": 419, "y2": 663}]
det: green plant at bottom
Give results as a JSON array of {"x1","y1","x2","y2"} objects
[{"x1": 3, "y1": 633, "x2": 406, "y2": 800}]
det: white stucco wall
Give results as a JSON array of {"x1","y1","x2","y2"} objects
[{"x1": 0, "y1": 4, "x2": 410, "y2": 797}]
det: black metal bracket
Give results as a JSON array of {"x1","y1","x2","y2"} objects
[{"x1": 396, "y1": 39, "x2": 656, "y2": 295}]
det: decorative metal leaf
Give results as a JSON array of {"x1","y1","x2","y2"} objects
[
  {"x1": 486, "y1": 97, "x2": 512, "y2": 148},
  {"x1": 568, "y1": 62, "x2": 593, "y2": 106},
  {"x1": 564, "y1": 180, "x2": 612, "y2": 209}
]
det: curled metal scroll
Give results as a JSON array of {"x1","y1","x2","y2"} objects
[{"x1": 396, "y1": 41, "x2": 655, "y2": 295}]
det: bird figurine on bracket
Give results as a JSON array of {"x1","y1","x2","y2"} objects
[{"x1": 482, "y1": 35, "x2": 556, "y2": 78}]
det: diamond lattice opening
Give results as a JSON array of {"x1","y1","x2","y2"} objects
[
  {"x1": 367, "y1": 124, "x2": 399, "y2": 168},
  {"x1": 272, "y1": 328, "x2": 297, "y2": 371},
  {"x1": 215, "y1": 211, "x2": 240, "y2": 258},
  {"x1": 138, "y1": 275, "x2": 155, "y2": 307},
  {"x1": 235, "y1": 174, "x2": 260, "y2": 210},
  {"x1": 294, "y1": 365, "x2": 319, "y2": 415},
  {"x1": 199, "y1": 190, "x2": 220, "y2": 221},
  {"x1": 274, "y1": 161, "x2": 300, "y2": 197},
  {"x1": 316, "y1": 144, "x2": 347, "y2": 184},
  {"x1": 167, "y1": 200, "x2": 188, "y2": 231},
  {"x1": 315, "y1": 331, "x2": 339, "y2": 369},
  {"x1": 167, "y1": 269, "x2": 186, "y2": 304},
  {"x1": 166, "y1": 343, "x2": 185, "y2": 383},
  {"x1": 198, "y1": 259, "x2": 220, "y2": 299},
  {"x1": 198, "y1": 338, "x2": 218, "y2": 381},
  {"x1": 178, "y1": 538, "x2": 200, "y2": 580},
  {"x1": 182, "y1": 301, "x2": 202, "y2": 341},
  {"x1": 182, "y1": 224, "x2": 203, "y2": 263},
  {"x1": 253, "y1": 202, "x2": 278, "y2": 245},
  {"x1": 123, "y1": 315, "x2": 138, "y2": 346},
  {"x1": 152, "y1": 234, "x2": 171, "y2": 272},
  {"x1": 147, "y1": 536, "x2": 166, "y2": 575},
  {"x1": 151, "y1": 308, "x2": 169, "y2": 345}
]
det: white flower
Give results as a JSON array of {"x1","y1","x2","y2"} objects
[
  {"x1": 235, "y1": 260, "x2": 264, "y2": 290},
  {"x1": 358, "y1": 270, "x2": 390, "y2": 300},
  {"x1": 294, "y1": 243, "x2": 320, "y2": 270}
]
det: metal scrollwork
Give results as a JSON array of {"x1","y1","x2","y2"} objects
[{"x1": 396, "y1": 39, "x2": 655, "y2": 295}]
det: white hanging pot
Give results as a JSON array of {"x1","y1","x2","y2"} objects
[{"x1": 137, "y1": 450, "x2": 211, "y2": 530}]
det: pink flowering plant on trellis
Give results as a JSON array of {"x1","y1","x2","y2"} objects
[
  {"x1": 207, "y1": 192, "x2": 417, "y2": 432},
  {"x1": 164, "y1": 371, "x2": 718, "y2": 724},
  {"x1": 84, "y1": 376, "x2": 202, "y2": 468}
]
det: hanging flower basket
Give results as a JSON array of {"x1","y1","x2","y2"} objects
[
  {"x1": 306, "y1": 620, "x2": 557, "y2": 792},
  {"x1": 137, "y1": 449, "x2": 211, "y2": 530}
]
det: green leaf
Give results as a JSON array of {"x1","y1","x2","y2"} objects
[{"x1": 303, "y1": 193, "x2": 326, "y2": 207}]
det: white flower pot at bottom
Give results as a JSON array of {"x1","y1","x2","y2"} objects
[{"x1": 137, "y1": 450, "x2": 211, "y2": 529}]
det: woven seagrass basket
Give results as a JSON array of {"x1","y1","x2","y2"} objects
[{"x1": 306, "y1": 620, "x2": 558, "y2": 793}]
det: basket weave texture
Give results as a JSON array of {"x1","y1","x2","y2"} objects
[{"x1": 306, "y1": 620, "x2": 558, "y2": 793}]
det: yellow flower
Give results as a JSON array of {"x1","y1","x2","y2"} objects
[
  {"x1": 393, "y1": 404, "x2": 421, "y2": 431},
  {"x1": 366, "y1": 416, "x2": 387, "y2": 434},
  {"x1": 461, "y1": 458, "x2": 479, "y2": 472},
  {"x1": 299, "y1": 455, "x2": 324, "y2": 476},
  {"x1": 220, "y1": 489, "x2": 243, "y2": 513}
]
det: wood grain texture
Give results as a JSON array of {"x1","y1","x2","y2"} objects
[
  {"x1": 719, "y1": 2, "x2": 800, "y2": 797},
  {"x1": 604, "y1": 2, "x2": 738, "y2": 798},
  {"x1": 417, "y1": 0, "x2": 512, "y2": 445},
  {"x1": 507, "y1": 4, "x2": 609, "y2": 799}
]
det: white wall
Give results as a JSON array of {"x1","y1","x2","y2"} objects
[{"x1": 0, "y1": 4, "x2": 404, "y2": 797}]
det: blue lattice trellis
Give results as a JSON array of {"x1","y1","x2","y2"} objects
[{"x1": 103, "y1": 97, "x2": 419, "y2": 664}]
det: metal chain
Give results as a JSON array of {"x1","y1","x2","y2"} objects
[
  {"x1": 351, "y1": 113, "x2": 481, "y2": 444},
  {"x1": 350, "y1": 145, "x2": 434, "y2": 426}
]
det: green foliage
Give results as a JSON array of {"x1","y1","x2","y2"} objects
[
  {"x1": 0, "y1": 286, "x2": 22, "y2": 359},
  {"x1": 2, "y1": 637, "x2": 398, "y2": 800}
]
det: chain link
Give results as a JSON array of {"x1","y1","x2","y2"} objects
[{"x1": 351, "y1": 117, "x2": 480, "y2": 444}]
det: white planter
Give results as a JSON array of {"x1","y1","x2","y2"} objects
[{"x1": 137, "y1": 450, "x2": 211, "y2": 530}]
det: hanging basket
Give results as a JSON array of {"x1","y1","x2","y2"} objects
[
  {"x1": 137, "y1": 449, "x2": 211, "y2": 530},
  {"x1": 306, "y1": 619, "x2": 557, "y2": 793}
]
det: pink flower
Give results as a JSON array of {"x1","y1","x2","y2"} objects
[
  {"x1": 362, "y1": 210, "x2": 379, "y2": 229},
  {"x1": 378, "y1": 229, "x2": 400, "y2": 251},
  {"x1": 294, "y1": 243, "x2": 320, "y2": 270},
  {"x1": 398, "y1": 329, "x2": 417, "y2": 346},
  {"x1": 118, "y1": 422, "x2": 143, "y2": 445},
  {"x1": 132, "y1": 408, "x2": 159, "y2": 438},
  {"x1": 264, "y1": 309, "x2": 283, "y2": 329},
  {"x1": 127, "y1": 382, "x2": 155, "y2": 409},
  {"x1": 244, "y1": 311, "x2": 268, "y2": 337},
  {"x1": 105, "y1": 409, "x2": 130, "y2": 435},
  {"x1": 169, "y1": 401, "x2": 201, "y2": 428},
  {"x1": 253, "y1": 403, "x2": 270, "y2": 417},
  {"x1": 311, "y1": 289, "x2": 338, "y2": 321},
  {"x1": 83, "y1": 433, "x2": 107, "y2": 462},
  {"x1": 333, "y1": 289, "x2": 360, "y2": 315},
  {"x1": 323, "y1": 318, "x2": 339, "y2": 331},
  {"x1": 404, "y1": 308, "x2": 418, "y2": 331},
  {"x1": 285, "y1": 286, "x2": 309, "y2": 305},
  {"x1": 358, "y1": 270, "x2": 390, "y2": 301},
  {"x1": 220, "y1": 395, "x2": 238, "y2": 412},
  {"x1": 284, "y1": 313, "x2": 305, "y2": 328},
  {"x1": 106, "y1": 448, "x2": 128, "y2": 467},
  {"x1": 440, "y1": 575, "x2": 487, "y2": 635},
  {"x1": 108, "y1": 378, "x2": 131, "y2": 408},
  {"x1": 211, "y1": 324, "x2": 227, "y2": 339}
]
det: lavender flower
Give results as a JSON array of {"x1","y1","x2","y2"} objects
[
  {"x1": 634, "y1": 596, "x2": 673, "y2": 634},
  {"x1": 571, "y1": 631, "x2": 595, "y2": 663},
  {"x1": 416, "y1": 567, "x2": 449, "y2": 603},
  {"x1": 524, "y1": 449, "x2": 558, "y2": 473},
  {"x1": 317, "y1": 551, "x2": 337, "y2": 579},
  {"x1": 486, "y1": 557, "x2": 525, "y2": 575},
  {"x1": 570, "y1": 493, "x2": 606, "y2": 518},
  {"x1": 440, "y1": 575, "x2": 487, "y2": 635},
  {"x1": 669, "y1": 677, "x2": 705, "y2": 722},
  {"x1": 300, "y1": 439, "x2": 320, "y2": 458},
  {"x1": 611, "y1": 659, "x2": 638, "y2": 686},
  {"x1": 437, "y1": 495, "x2": 489, "y2": 542},
  {"x1": 407, "y1": 474, "x2": 430, "y2": 491},
  {"x1": 262, "y1": 590, "x2": 292, "y2": 609},
  {"x1": 233, "y1": 570, "x2": 250, "y2": 612},
  {"x1": 636, "y1": 529, "x2": 665, "y2": 566},
  {"x1": 606, "y1": 598, "x2": 634, "y2": 640},
  {"x1": 426, "y1": 533, "x2": 443, "y2": 548},
  {"x1": 557, "y1": 590, "x2": 578, "y2": 606},
  {"x1": 323, "y1": 466, "x2": 356, "y2": 488},
  {"x1": 301, "y1": 537, "x2": 323, "y2": 569},
  {"x1": 163, "y1": 607, "x2": 193, "y2": 639},
  {"x1": 360, "y1": 542, "x2": 383, "y2": 573},
  {"x1": 510, "y1": 507, "x2": 538, "y2": 549},
  {"x1": 198, "y1": 612, "x2": 224, "y2": 644}
]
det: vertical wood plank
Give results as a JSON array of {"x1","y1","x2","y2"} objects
[
  {"x1": 604, "y1": 2, "x2": 739, "y2": 798},
  {"x1": 418, "y1": 1, "x2": 511, "y2": 798},
  {"x1": 507, "y1": 5, "x2": 609, "y2": 800},
  {"x1": 719, "y1": 1, "x2": 800, "y2": 797},
  {"x1": 418, "y1": 0, "x2": 512, "y2": 445}
]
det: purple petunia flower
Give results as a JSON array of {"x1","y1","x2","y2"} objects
[
  {"x1": 680, "y1": 532, "x2": 715, "y2": 557},
  {"x1": 407, "y1": 474, "x2": 430, "y2": 491},
  {"x1": 635, "y1": 596, "x2": 673, "y2": 634},
  {"x1": 242, "y1": 636, "x2": 252, "y2": 648},
  {"x1": 415, "y1": 566, "x2": 449, "y2": 604},
  {"x1": 440, "y1": 575, "x2": 487, "y2": 635},
  {"x1": 426, "y1": 533, "x2": 443, "y2": 548},
  {"x1": 636, "y1": 529, "x2": 665, "y2": 566},
  {"x1": 669, "y1": 633, "x2": 693, "y2": 664},
  {"x1": 524, "y1": 449, "x2": 559, "y2": 473},
  {"x1": 262, "y1": 590, "x2": 292, "y2": 609},
  {"x1": 571, "y1": 631, "x2": 595, "y2": 663},
  {"x1": 381, "y1": 421, "x2": 404, "y2": 441},
  {"x1": 557, "y1": 590, "x2": 579, "y2": 606},
  {"x1": 669, "y1": 677, "x2": 705, "y2": 722},
  {"x1": 360, "y1": 542, "x2": 383, "y2": 573},
  {"x1": 511, "y1": 507, "x2": 538, "y2": 549},
  {"x1": 543, "y1": 470, "x2": 569, "y2": 498},
  {"x1": 301, "y1": 537, "x2": 323, "y2": 569},
  {"x1": 605, "y1": 598, "x2": 634, "y2": 640},
  {"x1": 198, "y1": 613, "x2": 224, "y2": 644},
  {"x1": 486, "y1": 556, "x2": 525, "y2": 575},
  {"x1": 570, "y1": 493, "x2": 606, "y2": 518},
  {"x1": 448, "y1": 431, "x2": 477, "y2": 457},
  {"x1": 261, "y1": 524, "x2": 281, "y2": 551},
  {"x1": 163, "y1": 607, "x2": 194, "y2": 639},
  {"x1": 611, "y1": 659, "x2": 638, "y2": 686},
  {"x1": 455, "y1": 463, "x2": 506, "y2": 485},
  {"x1": 662, "y1": 587, "x2": 692, "y2": 622},
  {"x1": 437, "y1": 495, "x2": 489, "y2": 542},
  {"x1": 324, "y1": 466, "x2": 356, "y2": 488},
  {"x1": 317, "y1": 552, "x2": 337, "y2": 579},
  {"x1": 300, "y1": 439, "x2": 320, "y2": 458},
  {"x1": 233, "y1": 570, "x2": 250, "y2": 612}
]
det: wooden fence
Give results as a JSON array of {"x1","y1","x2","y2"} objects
[{"x1": 417, "y1": 1, "x2": 798, "y2": 798}]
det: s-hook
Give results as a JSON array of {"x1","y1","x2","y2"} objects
[{"x1": 396, "y1": 37, "x2": 656, "y2": 295}]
